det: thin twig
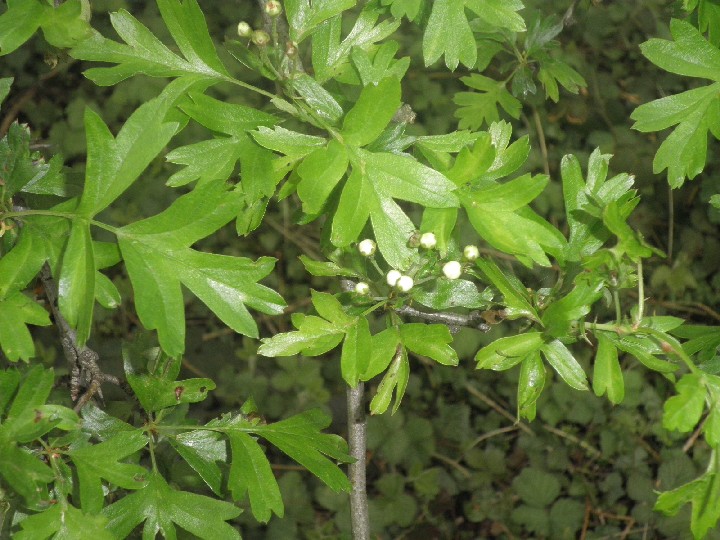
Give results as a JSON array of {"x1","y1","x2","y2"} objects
[
  {"x1": 464, "y1": 382, "x2": 534, "y2": 435},
  {"x1": 395, "y1": 305, "x2": 491, "y2": 334}
]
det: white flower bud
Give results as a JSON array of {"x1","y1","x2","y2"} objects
[
  {"x1": 358, "y1": 239, "x2": 376, "y2": 257},
  {"x1": 354, "y1": 282, "x2": 370, "y2": 295},
  {"x1": 386, "y1": 269, "x2": 402, "y2": 287},
  {"x1": 237, "y1": 21, "x2": 252, "y2": 37},
  {"x1": 397, "y1": 275, "x2": 414, "y2": 292},
  {"x1": 419, "y1": 232, "x2": 437, "y2": 249},
  {"x1": 443, "y1": 261, "x2": 462, "y2": 280},
  {"x1": 265, "y1": 0, "x2": 283, "y2": 16},
  {"x1": 463, "y1": 245, "x2": 480, "y2": 261}
]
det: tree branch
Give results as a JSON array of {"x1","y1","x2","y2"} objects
[
  {"x1": 394, "y1": 305, "x2": 491, "y2": 334},
  {"x1": 347, "y1": 382, "x2": 369, "y2": 540}
]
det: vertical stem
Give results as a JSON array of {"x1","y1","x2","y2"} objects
[
  {"x1": 347, "y1": 383, "x2": 370, "y2": 540},
  {"x1": 667, "y1": 185, "x2": 674, "y2": 262}
]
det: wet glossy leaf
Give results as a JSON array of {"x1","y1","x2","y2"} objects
[
  {"x1": 475, "y1": 332, "x2": 544, "y2": 370},
  {"x1": 663, "y1": 374, "x2": 706, "y2": 432},
  {"x1": 592, "y1": 333, "x2": 624, "y2": 404},
  {"x1": 540, "y1": 339, "x2": 588, "y2": 391}
]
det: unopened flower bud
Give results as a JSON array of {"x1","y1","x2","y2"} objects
[
  {"x1": 443, "y1": 261, "x2": 462, "y2": 280},
  {"x1": 396, "y1": 275, "x2": 414, "y2": 292},
  {"x1": 285, "y1": 40, "x2": 298, "y2": 57},
  {"x1": 386, "y1": 269, "x2": 402, "y2": 287},
  {"x1": 354, "y1": 282, "x2": 370, "y2": 295},
  {"x1": 251, "y1": 30, "x2": 270, "y2": 47},
  {"x1": 265, "y1": 0, "x2": 282, "y2": 16},
  {"x1": 419, "y1": 232, "x2": 437, "y2": 249},
  {"x1": 237, "y1": 21, "x2": 252, "y2": 37},
  {"x1": 463, "y1": 245, "x2": 480, "y2": 261},
  {"x1": 358, "y1": 239, "x2": 376, "y2": 257}
]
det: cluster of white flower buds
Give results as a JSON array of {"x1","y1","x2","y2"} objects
[{"x1": 386, "y1": 270, "x2": 414, "y2": 292}]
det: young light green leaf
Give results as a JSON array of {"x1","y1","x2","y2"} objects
[
  {"x1": 663, "y1": 374, "x2": 706, "y2": 432},
  {"x1": 0, "y1": 229, "x2": 46, "y2": 300},
  {"x1": 179, "y1": 91, "x2": 277, "y2": 134},
  {"x1": 363, "y1": 328, "x2": 401, "y2": 379},
  {"x1": 169, "y1": 430, "x2": 225, "y2": 495},
  {"x1": 102, "y1": 472, "x2": 241, "y2": 539},
  {"x1": 350, "y1": 41, "x2": 410, "y2": 85},
  {"x1": 475, "y1": 332, "x2": 544, "y2": 370},
  {"x1": 57, "y1": 222, "x2": 95, "y2": 346},
  {"x1": 258, "y1": 316, "x2": 345, "y2": 357},
  {"x1": 342, "y1": 77, "x2": 401, "y2": 147},
  {"x1": 518, "y1": 351, "x2": 545, "y2": 421},
  {"x1": 474, "y1": 258, "x2": 539, "y2": 320},
  {"x1": 422, "y1": 0, "x2": 476, "y2": 70},
  {"x1": 69, "y1": 431, "x2": 149, "y2": 514},
  {"x1": 0, "y1": 1, "x2": 45, "y2": 56},
  {"x1": 592, "y1": 333, "x2": 624, "y2": 404},
  {"x1": 311, "y1": 290, "x2": 354, "y2": 326},
  {"x1": 370, "y1": 346, "x2": 410, "y2": 414},
  {"x1": 341, "y1": 316, "x2": 372, "y2": 386},
  {"x1": 299, "y1": 255, "x2": 361, "y2": 278},
  {"x1": 251, "y1": 126, "x2": 327, "y2": 158},
  {"x1": 465, "y1": 0, "x2": 526, "y2": 32},
  {"x1": 401, "y1": 323, "x2": 458, "y2": 366},
  {"x1": 288, "y1": 73, "x2": 344, "y2": 125},
  {"x1": 540, "y1": 339, "x2": 588, "y2": 391},
  {"x1": 226, "y1": 431, "x2": 284, "y2": 522},
  {"x1": 15, "y1": 502, "x2": 114, "y2": 540},
  {"x1": 541, "y1": 280, "x2": 604, "y2": 338},
  {"x1": 285, "y1": 0, "x2": 357, "y2": 43},
  {"x1": 454, "y1": 74, "x2": 522, "y2": 130}
]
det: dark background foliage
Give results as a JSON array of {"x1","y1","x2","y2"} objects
[{"x1": 2, "y1": 0, "x2": 719, "y2": 538}]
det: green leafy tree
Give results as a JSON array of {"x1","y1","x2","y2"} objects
[{"x1": 1, "y1": 0, "x2": 719, "y2": 538}]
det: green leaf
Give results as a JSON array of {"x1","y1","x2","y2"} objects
[
  {"x1": 252, "y1": 410, "x2": 352, "y2": 491},
  {"x1": 0, "y1": 0, "x2": 45, "y2": 56},
  {"x1": 540, "y1": 339, "x2": 588, "y2": 391},
  {"x1": 57, "y1": 222, "x2": 95, "y2": 346},
  {"x1": 311, "y1": 4, "x2": 401, "y2": 83},
  {"x1": 592, "y1": 333, "x2": 624, "y2": 404},
  {"x1": 15, "y1": 502, "x2": 114, "y2": 540},
  {"x1": 454, "y1": 74, "x2": 522, "y2": 130},
  {"x1": 639, "y1": 19, "x2": 720, "y2": 81},
  {"x1": 655, "y1": 453, "x2": 720, "y2": 539},
  {"x1": 117, "y1": 184, "x2": 284, "y2": 357},
  {"x1": 422, "y1": 0, "x2": 476, "y2": 70},
  {"x1": 412, "y1": 277, "x2": 492, "y2": 310},
  {"x1": 299, "y1": 255, "x2": 361, "y2": 278},
  {"x1": 342, "y1": 77, "x2": 401, "y2": 146},
  {"x1": 0, "y1": 76, "x2": 12, "y2": 105},
  {"x1": 169, "y1": 429, "x2": 225, "y2": 495},
  {"x1": 226, "y1": 430, "x2": 283, "y2": 522},
  {"x1": 350, "y1": 41, "x2": 410, "y2": 85},
  {"x1": 125, "y1": 371, "x2": 216, "y2": 412},
  {"x1": 603, "y1": 333, "x2": 679, "y2": 373},
  {"x1": 370, "y1": 346, "x2": 410, "y2": 414},
  {"x1": 518, "y1": 351, "x2": 545, "y2": 421},
  {"x1": 363, "y1": 327, "x2": 401, "y2": 379},
  {"x1": 179, "y1": 91, "x2": 277, "y2": 134},
  {"x1": 341, "y1": 316, "x2": 372, "y2": 386},
  {"x1": 0, "y1": 229, "x2": 46, "y2": 300},
  {"x1": 0, "y1": 292, "x2": 51, "y2": 362},
  {"x1": 400, "y1": 323, "x2": 458, "y2": 366},
  {"x1": 258, "y1": 315, "x2": 345, "y2": 357},
  {"x1": 474, "y1": 258, "x2": 539, "y2": 320},
  {"x1": 475, "y1": 332, "x2": 544, "y2": 370},
  {"x1": 69, "y1": 431, "x2": 149, "y2": 514},
  {"x1": 297, "y1": 140, "x2": 349, "y2": 214},
  {"x1": 288, "y1": 73, "x2": 344, "y2": 125},
  {"x1": 311, "y1": 290, "x2": 354, "y2": 326},
  {"x1": 285, "y1": 0, "x2": 357, "y2": 43},
  {"x1": 71, "y1": 0, "x2": 228, "y2": 85},
  {"x1": 537, "y1": 58, "x2": 586, "y2": 102},
  {"x1": 663, "y1": 374, "x2": 706, "y2": 432},
  {"x1": 39, "y1": 0, "x2": 93, "y2": 49},
  {"x1": 77, "y1": 79, "x2": 193, "y2": 217},
  {"x1": 465, "y1": 0, "x2": 526, "y2": 32},
  {"x1": 251, "y1": 126, "x2": 327, "y2": 158},
  {"x1": 102, "y1": 472, "x2": 241, "y2": 539},
  {"x1": 541, "y1": 280, "x2": 604, "y2": 338}
]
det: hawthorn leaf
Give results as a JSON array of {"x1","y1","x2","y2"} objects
[
  {"x1": 169, "y1": 430, "x2": 225, "y2": 495},
  {"x1": 15, "y1": 502, "x2": 114, "y2": 540},
  {"x1": 77, "y1": 79, "x2": 196, "y2": 217},
  {"x1": 540, "y1": 339, "x2": 588, "y2": 391},
  {"x1": 0, "y1": 369, "x2": 20, "y2": 413},
  {"x1": 226, "y1": 430, "x2": 284, "y2": 522},
  {"x1": 664, "y1": 374, "x2": 706, "y2": 432},
  {"x1": 285, "y1": 0, "x2": 356, "y2": 43},
  {"x1": 518, "y1": 351, "x2": 545, "y2": 421},
  {"x1": 0, "y1": 292, "x2": 51, "y2": 362},
  {"x1": 412, "y1": 277, "x2": 492, "y2": 310},
  {"x1": 69, "y1": 431, "x2": 149, "y2": 514},
  {"x1": 542, "y1": 280, "x2": 604, "y2": 338},
  {"x1": 655, "y1": 456, "x2": 720, "y2": 539},
  {"x1": 312, "y1": 5, "x2": 401, "y2": 83},
  {"x1": 102, "y1": 471, "x2": 241, "y2": 539},
  {"x1": 179, "y1": 91, "x2": 277, "y2": 133},
  {"x1": 592, "y1": 333, "x2": 624, "y2": 404},
  {"x1": 165, "y1": 137, "x2": 243, "y2": 187},
  {"x1": 57, "y1": 221, "x2": 95, "y2": 346},
  {"x1": 251, "y1": 126, "x2": 326, "y2": 158},
  {"x1": 342, "y1": 77, "x2": 401, "y2": 147},
  {"x1": 370, "y1": 346, "x2": 410, "y2": 414},
  {"x1": 454, "y1": 74, "x2": 522, "y2": 130},
  {"x1": 401, "y1": 323, "x2": 458, "y2": 366},
  {"x1": 39, "y1": 0, "x2": 93, "y2": 49},
  {"x1": 299, "y1": 255, "x2": 361, "y2": 278},
  {"x1": 603, "y1": 333, "x2": 679, "y2": 373},
  {"x1": 288, "y1": 73, "x2": 344, "y2": 125},
  {"x1": 0, "y1": 0, "x2": 45, "y2": 56},
  {"x1": 311, "y1": 290, "x2": 354, "y2": 326},
  {"x1": 258, "y1": 315, "x2": 345, "y2": 357},
  {"x1": 475, "y1": 332, "x2": 544, "y2": 370},
  {"x1": 423, "y1": 0, "x2": 476, "y2": 70},
  {"x1": 331, "y1": 167, "x2": 373, "y2": 247},
  {"x1": 71, "y1": 0, "x2": 229, "y2": 85},
  {"x1": 0, "y1": 229, "x2": 46, "y2": 300},
  {"x1": 341, "y1": 316, "x2": 372, "y2": 386},
  {"x1": 466, "y1": 0, "x2": 525, "y2": 32},
  {"x1": 297, "y1": 140, "x2": 349, "y2": 214},
  {"x1": 474, "y1": 258, "x2": 539, "y2": 320},
  {"x1": 125, "y1": 370, "x2": 216, "y2": 412},
  {"x1": 252, "y1": 409, "x2": 353, "y2": 491},
  {"x1": 363, "y1": 327, "x2": 401, "y2": 380},
  {"x1": 350, "y1": 41, "x2": 410, "y2": 85}
]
